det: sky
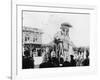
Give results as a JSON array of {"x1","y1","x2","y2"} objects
[{"x1": 23, "y1": 11, "x2": 90, "y2": 47}]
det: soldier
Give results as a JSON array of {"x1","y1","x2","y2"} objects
[{"x1": 54, "y1": 22, "x2": 75, "y2": 62}]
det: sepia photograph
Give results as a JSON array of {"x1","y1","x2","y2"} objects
[{"x1": 22, "y1": 10, "x2": 90, "y2": 69}]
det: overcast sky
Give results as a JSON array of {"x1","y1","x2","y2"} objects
[{"x1": 23, "y1": 11, "x2": 90, "y2": 47}]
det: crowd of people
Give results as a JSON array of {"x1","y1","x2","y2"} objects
[
  {"x1": 22, "y1": 46, "x2": 89, "y2": 69},
  {"x1": 39, "y1": 47, "x2": 89, "y2": 68}
]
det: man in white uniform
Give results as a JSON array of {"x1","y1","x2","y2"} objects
[{"x1": 54, "y1": 22, "x2": 75, "y2": 62}]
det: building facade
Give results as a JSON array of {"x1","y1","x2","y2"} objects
[{"x1": 22, "y1": 27, "x2": 43, "y2": 57}]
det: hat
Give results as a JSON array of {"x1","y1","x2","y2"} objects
[{"x1": 60, "y1": 22, "x2": 72, "y2": 29}]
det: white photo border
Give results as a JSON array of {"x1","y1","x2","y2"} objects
[{"x1": 12, "y1": 2, "x2": 97, "y2": 80}]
